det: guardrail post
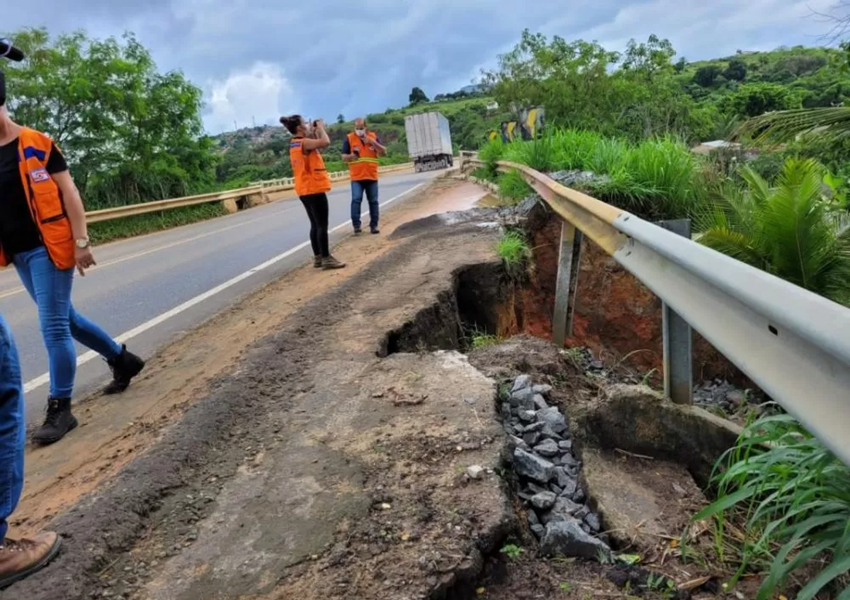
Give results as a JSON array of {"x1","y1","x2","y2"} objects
[
  {"x1": 553, "y1": 221, "x2": 582, "y2": 346},
  {"x1": 658, "y1": 219, "x2": 693, "y2": 404}
]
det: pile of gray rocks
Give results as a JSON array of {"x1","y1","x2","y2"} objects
[
  {"x1": 693, "y1": 379, "x2": 746, "y2": 413},
  {"x1": 501, "y1": 374, "x2": 611, "y2": 560}
]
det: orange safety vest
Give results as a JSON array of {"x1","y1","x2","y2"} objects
[
  {"x1": 290, "y1": 137, "x2": 331, "y2": 197},
  {"x1": 0, "y1": 128, "x2": 75, "y2": 270},
  {"x1": 347, "y1": 132, "x2": 380, "y2": 181}
]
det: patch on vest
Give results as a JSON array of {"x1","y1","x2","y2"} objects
[{"x1": 30, "y1": 167, "x2": 51, "y2": 183}]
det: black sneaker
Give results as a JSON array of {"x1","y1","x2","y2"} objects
[
  {"x1": 353, "y1": 227, "x2": 363, "y2": 235},
  {"x1": 370, "y1": 227, "x2": 380, "y2": 235},
  {"x1": 32, "y1": 398, "x2": 77, "y2": 445},
  {"x1": 103, "y1": 345, "x2": 145, "y2": 395},
  {"x1": 313, "y1": 255, "x2": 323, "y2": 268}
]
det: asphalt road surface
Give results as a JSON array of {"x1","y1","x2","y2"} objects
[{"x1": 0, "y1": 170, "x2": 437, "y2": 420}]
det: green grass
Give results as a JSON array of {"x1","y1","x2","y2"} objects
[
  {"x1": 479, "y1": 137, "x2": 506, "y2": 169},
  {"x1": 89, "y1": 202, "x2": 228, "y2": 245},
  {"x1": 500, "y1": 543, "x2": 524, "y2": 560},
  {"x1": 497, "y1": 230, "x2": 531, "y2": 273},
  {"x1": 480, "y1": 128, "x2": 703, "y2": 220},
  {"x1": 470, "y1": 166, "x2": 497, "y2": 183},
  {"x1": 498, "y1": 170, "x2": 533, "y2": 204},
  {"x1": 694, "y1": 413, "x2": 850, "y2": 600},
  {"x1": 470, "y1": 330, "x2": 499, "y2": 350}
]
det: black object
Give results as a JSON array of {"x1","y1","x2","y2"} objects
[
  {"x1": 32, "y1": 397, "x2": 78, "y2": 445},
  {"x1": 103, "y1": 345, "x2": 146, "y2": 394},
  {"x1": 0, "y1": 39, "x2": 25, "y2": 107},
  {"x1": 0, "y1": 39, "x2": 24, "y2": 62}
]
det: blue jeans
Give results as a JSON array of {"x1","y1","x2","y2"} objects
[
  {"x1": 13, "y1": 247, "x2": 122, "y2": 399},
  {"x1": 0, "y1": 315, "x2": 25, "y2": 542},
  {"x1": 350, "y1": 180, "x2": 379, "y2": 230}
]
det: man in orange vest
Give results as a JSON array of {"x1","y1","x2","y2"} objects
[{"x1": 342, "y1": 117, "x2": 386, "y2": 234}]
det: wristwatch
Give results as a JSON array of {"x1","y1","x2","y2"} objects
[{"x1": 75, "y1": 238, "x2": 90, "y2": 249}]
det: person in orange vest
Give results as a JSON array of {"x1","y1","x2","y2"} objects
[
  {"x1": 0, "y1": 40, "x2": 62, "y2": 589},
  {"x1": 342, "y1": 117, "x2": 386, "y2": 234},
  {"x1": 0, "y1": 65, "x2": 145, "y2": 446},
  {"x1": 280, "y1": 115, "x2": 345, "y2": 270}
]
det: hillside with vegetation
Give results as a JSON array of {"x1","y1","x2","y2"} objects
[{"x1": 212, "y1": 92, "x2": 507, "y2": 188}]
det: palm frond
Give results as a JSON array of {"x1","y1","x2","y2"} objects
[
  {"x1": 698, "y1": 227, "x2": 766, "y2": 268},
  {"x1": 696, "y1": 157, "x2": 850, "y2": 307},
  {"x1": 737, "y1": 107, "x2": 850, "y2": 145}
]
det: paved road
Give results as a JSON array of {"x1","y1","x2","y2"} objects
[{"x1": 0, "y1": 171, "x2": 437, "y2": 420}]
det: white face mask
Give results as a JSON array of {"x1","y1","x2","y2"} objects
[{"x1": 355, "y1": 128, "x2": 366, "y2": 137}]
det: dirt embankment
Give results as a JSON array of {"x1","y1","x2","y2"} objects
[{"x1": 502, "y1": 203, "x2": 754, "y2": 387}]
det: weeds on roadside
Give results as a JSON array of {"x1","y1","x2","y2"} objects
[
  {"x1": 497, "y1": 230, "x2": 531, "y2": 278},
  {"x1": 479, "y1": 137, "x2": 506, "y2": 168},
  {"x1": 498, "y1": 170, "x2": 533, "y2": 204},
  {"x1": 694, "y1": 413, "x2": 850, "y2": 600},
  {"x1": 482, "y1": 129, "x2": 701, "y2": 220},
  {"x1": 470, "y1": 166, "x2": 497, "y2": 183}
]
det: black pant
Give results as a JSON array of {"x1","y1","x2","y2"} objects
[{"x1": 300, "y1": 193, "x2": 330, "y2": 258}]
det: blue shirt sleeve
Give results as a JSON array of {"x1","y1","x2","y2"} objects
[{"x1": 342, "y1": 138, "x2": 351, "y2": 154}]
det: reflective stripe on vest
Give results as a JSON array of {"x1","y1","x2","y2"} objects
[
  {"x1": 0, "y1": 128, "x2": 75, "y2": 270},
  {"x1": 347, "y1": 132, "x2": 380, "y2": 181}
]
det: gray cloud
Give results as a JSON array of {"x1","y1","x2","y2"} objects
[{"x1": 1, "y1": 0, "x2": 840, "y2": 133}]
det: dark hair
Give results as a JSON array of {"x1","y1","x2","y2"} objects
[{"x1": 280, "y1": 114, "x2": 303, "y2": 135}]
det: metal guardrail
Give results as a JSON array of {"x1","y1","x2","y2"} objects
[
  {"x1": 461, "y1": 152, "x2": 850, "y2": 465},
  {"x1": 251, "y1": 162, "x2": 415, "y2": 190},
  {"x1": 86, "y1": 163, "x2": 416, "y2": 223},
  {"x1": 86, "y1": 187, "x2": 264, "y2": 224}
]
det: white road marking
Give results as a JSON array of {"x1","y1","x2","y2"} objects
[
  {"x1": 0, "y1": 206, "x2": 301, "y2": 301},
  {"x1": 22, "y1": 182, "x2": 425, "y2": 394}
]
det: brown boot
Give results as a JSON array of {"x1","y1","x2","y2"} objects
[
  {"x1": 322, "y1": 256, "x2": 346, "y2": 270},
  {"x1": 0, "y1": 532, "x2": 61, "y2": 589}
]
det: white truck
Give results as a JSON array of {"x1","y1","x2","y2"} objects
[{"x1": 404, "y1": 112, "x2": 454, "y2": 172}]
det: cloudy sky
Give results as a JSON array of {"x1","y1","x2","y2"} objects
[{"x1": 2, "y1": 0, "x2": 843, "y2": 133}]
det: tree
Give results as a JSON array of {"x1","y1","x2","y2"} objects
[
  {"x1": 674, "y1": 57, "x2": 687, "y2": 73},
  {"x1": 723, "y1": 58, "x2": 747, "y2": 81},
  {"x1": 3, "y1": 27, "x2": 215, "y2": 208},
  {"x1": 696, "y1": 158, "x2": 850, "y2": 305},
  {"x1": 336, "y1": 114, "x2": 345, "y2": 124},
  {"x1": 693, "y1": 65, "x2": 722, "y2": 87},
  {"x1": 721, "y1": 82, "x2": 798, "y2": 117},
  {"x1": 481, "y1": 29, "x2": 620, "y2": 131},
  {"x1": 409, "y1": 86, "x2": 429, "y2": 105},
  {"x1": 621, "y1": 34, "x2": 676, "y2": 81}
]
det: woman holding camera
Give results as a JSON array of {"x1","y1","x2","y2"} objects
[{"x1": 280, "y1": 115, "x2": 345, "y2": 270}]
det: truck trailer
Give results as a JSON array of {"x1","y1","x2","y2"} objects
[{"x1": 404, "y1": 112, "x2": 453, "y2": 172}]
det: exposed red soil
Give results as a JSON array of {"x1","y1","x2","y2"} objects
[{"x1": 516, "y1": 216, "x2": 753, "y2": 385}]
